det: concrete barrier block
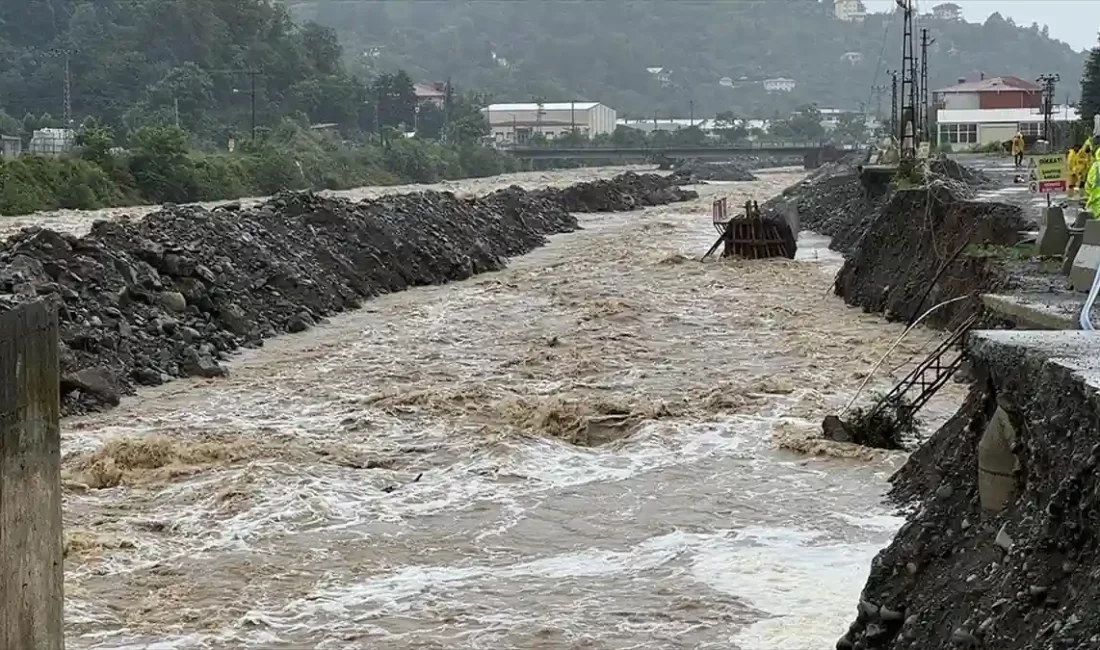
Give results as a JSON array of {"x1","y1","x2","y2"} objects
[
  {"x1": 0, "y1": 302, "x2": 63, "y2": 650},
  {"x1": 1070, "y1": 219, "x2": 1100, "y2": 292},
  {"x1": 1036, "y1": 205, "x2": 1068, "y2": 257}
]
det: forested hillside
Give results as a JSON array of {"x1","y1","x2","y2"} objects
[
  {"x1": 0, "y1": 0, "x2": 387, "y2": 142},
  {"x1": 288, "y1": 0, "x2": 1087, "y2": 117}
]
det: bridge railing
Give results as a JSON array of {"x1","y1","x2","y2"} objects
[{"x1": 499, "y1": 141, "x2": 858, "y2": 153}]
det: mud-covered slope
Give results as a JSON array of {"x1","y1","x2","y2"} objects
[
  {"x1": 833, "y1": 184, "x2": 1027, "y2": 330},
  {"x1": 841, "y1": 331, "x2": 1100, "y2": 650},
  {"x1": 0, "y1": 172, "x2": 696, "y2": 415}
]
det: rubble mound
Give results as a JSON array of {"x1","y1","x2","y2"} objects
[
  {"x1": 761, "y1": 164, "x2": 887, "y2": 254},
  {"x1": 928, "y1": 156, "x2": 994, "y2": 187},
  {"x1": 833, "y1": 183, "x2": 1027, "y2": 330},
  {"x1": 669, "y1": 159, "x2": 758, "y2": 183},
  {"x1": 839, "y1": 332, "x2": 1100, "y2": 650},
  {"x1": 0, "y1": 172, "x2": 696, "y2": 415}
]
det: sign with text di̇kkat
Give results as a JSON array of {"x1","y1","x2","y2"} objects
[{"x1": 1027, "y1": 155, "x2": 1067, "y2": 194}]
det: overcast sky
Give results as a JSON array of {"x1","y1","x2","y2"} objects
[{"x1": 862, "y1": 0, "x2": 1098, "y2": 51}]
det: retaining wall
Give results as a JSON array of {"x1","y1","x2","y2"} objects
[
  {"x1": 0, "y1": 301, "x2": 64, "y2": 650},
  {"x1": 840, "y1": 329, "x2": 1100, "y2": 650}
]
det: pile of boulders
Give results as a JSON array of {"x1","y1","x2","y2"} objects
[
  {"x1": 668, "y1": 159, "x2": 758, "y2": 183},
  {"x1": 0, "y1": 172, "x2": 697, "y2": 415}
]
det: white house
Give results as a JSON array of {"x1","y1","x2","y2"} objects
[
  {"x1": 834, "y1": 0, "x2": 867, "y2": 22},
  {"x1": 28, "y1": 128, "x2": 74, "y2": 156},
  {"x1": 484, "y1": 102, "x2": 617, "y2": 144},
  {"x1": 936, "y1": 105, "x2": 1080, "y2": 148},
  {"x1": 764, "y1": 78, "x2": 797, "y2": 93},
  {"x1": 931, "y1": 2, "x2": 963, "y2": 20}
]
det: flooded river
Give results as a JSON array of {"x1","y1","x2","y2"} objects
[{"x1": 49, "y1": 167, "x2": 963, "y2": 649}]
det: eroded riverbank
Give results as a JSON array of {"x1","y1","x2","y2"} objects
[{"x1": 55, "y1": 168, "x2": 964, "y2": 649}]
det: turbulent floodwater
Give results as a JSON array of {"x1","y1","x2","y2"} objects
[{"x1": 47, "y1": 167, "x2": 965, "y2": 649}]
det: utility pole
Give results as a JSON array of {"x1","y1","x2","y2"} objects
[
  {"x1": 570, "y1": 99, "x2": 576, "y2": 135},
  {"x1": 689, "y1": 99, "x2": 695, "y2": 127},
  {"x1": 888, "y1": 70, "x2": 899, "y2": 139},
  {"x1": 173, "y1": 97, "x2": 180, "y2": 129},
  {"x1": 1037, "y1": 74, "x2": 1060, "y2": 144},
  {"x1": 249, "y1": 69, "x2": 257, "y2": 141},
  {"x1": 871, "y1": 83, "x2": 889, "y2": 132},
  {"x1": 920, "y1": 29, "x2": 935, "y2": 142},
  {"x1": 896, "y1": 0, "x2": 919, "y2": 164},
  {"x1": 63, "y1": 50, "x2": 72, "y2": 129},
  {"x1": 442, "y1": 76, "x2": 453, "y2": 143}
]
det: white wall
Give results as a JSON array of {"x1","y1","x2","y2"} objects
[
  {"x1": 980, "y1": 123, "x2": 1018, "y2": 146},
  {"x1": 941, "y1": 93, "x2": 980, "y2": 110}
]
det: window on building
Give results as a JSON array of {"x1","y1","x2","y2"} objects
[
  {"x1": 1018, "y1": 122, "x2": 1042, "y2": 137},
  {"x1": 938, "y1": 123, "x2": 978, "y2": 145}
]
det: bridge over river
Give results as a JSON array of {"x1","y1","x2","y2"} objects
[{"x1": 501, "y1": 142, "x2": 860, "y2": 168}]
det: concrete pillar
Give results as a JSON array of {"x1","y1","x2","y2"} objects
[
  {"x1": 0, "y1": 302, "x2": 64, "y2": 650},
  {"x1": 781, "y1": 200, "x2": 800, "y2": 238},
  {"x1": 1036, "y1": 205, "x2": 1068, "y2": 257},
  {"x1": 978, "y1": 406, "x2": 1017, "y2": 512},
  {"x1": 1070, "y1": 219, "x2": 1100, "y2": 292}
]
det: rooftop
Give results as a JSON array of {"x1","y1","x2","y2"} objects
[
  {"x1": 485, "y1": 102, "x2": 602, "y2": 112},
  {"x1": 414, "y1": 82, "x2": 446, "y2": 97},
  {"x1": 937, "y1": 106, "x2": 1079, "y2": 124},
  {"x1": 936, "y1": 76, "x2": 1041, "y2": 93}
]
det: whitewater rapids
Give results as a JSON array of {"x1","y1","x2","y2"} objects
[{"x1": 46, "y1": 166, "x2": 964, "y2": 649}]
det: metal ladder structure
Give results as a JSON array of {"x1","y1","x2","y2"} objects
[
  {"x1": 702, "y1": 198, "x2": 795, "y2": 261},
  {"x1": 866, "y1": 313, "x2": 978, "y2": 423}
]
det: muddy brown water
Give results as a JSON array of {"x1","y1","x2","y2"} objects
[{"x1": 32, "y1": 167, "x2": 966, "y2": 649}]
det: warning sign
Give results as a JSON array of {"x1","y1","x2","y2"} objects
[{"x1": 1028, "y1": 155, "x2": 1067, "y2": 194}]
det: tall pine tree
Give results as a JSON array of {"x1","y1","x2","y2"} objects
[{"x1": 1082, "y1": 34, "x2": 1100, "y2": 127}]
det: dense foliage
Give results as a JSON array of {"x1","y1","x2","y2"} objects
[
  {"x1": 1082, "y1": 36, "x2": 1100, "y2": 128},
  {"x1": 0, "y1": 120, "x2": 518, "y2": 216},
  {"x1": 289, "y1": 0, "x2": 1086, "y2": 117},
  {"x1": 0, "y1": 0, "x2": 525, "y2": 216}
]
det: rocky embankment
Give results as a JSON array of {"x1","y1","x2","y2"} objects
[
  {"x1": 0, "y1": 172, "x2": 696, "y2": 415},
  {"x1": 834, "y1": 184, "x2": 1026, "y2": 330},
  {"x1": 840, "y1": 330, "x2": 1100, "y2": 650},
  {"x1": 763, "y1": 155, "x2": 1024, "y2": 330}
]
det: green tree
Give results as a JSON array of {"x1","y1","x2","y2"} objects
[
  {"x1": 128, "y1": 126, "x2": 199, "y2": 203},
  {"x1": 833, "y1": 112, "x2": 867, "y2": 142},
  {"x1": 771, "y1": 104, "x2": 825, "y2": 140},
  {"x1": 1081, "y1": 35, "x2": 1100, "y2": 128},
  {"x1": 372, "y1": 70, "x2": 417, "y2": 130}
]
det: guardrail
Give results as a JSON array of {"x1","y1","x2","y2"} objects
[{"x1": 500, "y1": 141, "x2": 851, "y2": 154}]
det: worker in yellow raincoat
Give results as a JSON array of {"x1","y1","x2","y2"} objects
[
  {"x1": 1011, "y1": 131, "x2": 1025, "y2": 168},
  {"x1": 1086, "y1": 142, "x2": 1100, "y2": 219},
  {"x1": 1080, "y1": 139, "x2": 1095, "y2": 196}
]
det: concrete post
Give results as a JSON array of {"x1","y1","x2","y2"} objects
[
  {"x1": 1035, "y1": 205, "x2": 1068, "y2": 257},
  {"x1": 0, "y1": 302, "x2": 64, "y2": 650},
  {"x1": 977, "y1": 406, "x2": 1017, "y2": 512},
  {"x1": 1061, "y1": 210, "x2": 1090, "y2": 276}
]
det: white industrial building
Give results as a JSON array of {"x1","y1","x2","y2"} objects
[
  {"x1": 936, "y1": 106, "x2": 1080, "y2": 148},
  {"x1": 764, "y1": 78, "x2": 797, "y2": 93},
  {"x1": 483, "y1": 102, "x2": 617, "y2": 144},
  {"x1": 28, "y1": 128, "x2": 74, "y2": 156}
]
